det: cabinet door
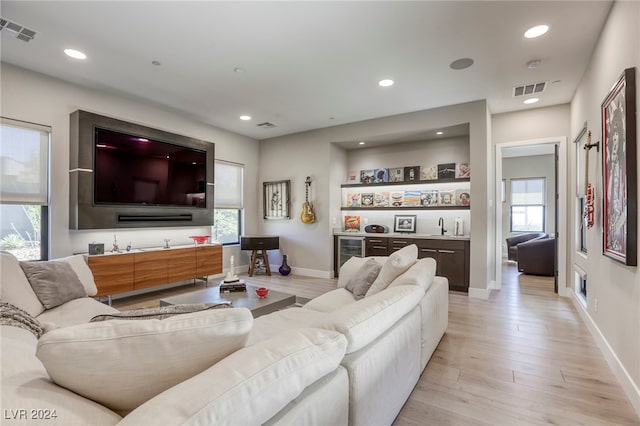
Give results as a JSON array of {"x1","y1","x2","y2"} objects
[
  {"x1": 365, "y1": 237, "x2": 388, "y2": 256},
  {"x1": 388, "y1": 238, "x2": 412, "y2": 254},
  {"x1": 88, "y1": 254, "x2": 134, "y2": 296},
  {"x1": 196, "y1": 245, "x2": 222, "y2": 277},
  {"x1": 417, "y1": 246, "x2": 438, "y2": 261},
  {"x1": 168, "y1": 247, "x2": 197, "y2": 282},
  {"x1": 134, "y1": 251, "x2": 170, "y2": 290},
  {"x1": 438, "y1": 249, "x2": 466, "y2": 292}
]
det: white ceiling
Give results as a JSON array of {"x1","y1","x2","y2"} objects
[{"x1": 0, "y1": 1, "x2": 612, "y2": 141}]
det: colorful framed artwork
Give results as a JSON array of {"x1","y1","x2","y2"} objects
[{"x1": 602, "y1": 67, "x2": 636, "y2": 266}]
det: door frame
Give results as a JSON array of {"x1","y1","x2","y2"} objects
[{"x1": 494, "y1": 137, "x2": 568, "y2": 296}]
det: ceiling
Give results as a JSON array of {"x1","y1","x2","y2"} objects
[{"x1": 0, "y1": 1, "x2": 612, "y2": 141}]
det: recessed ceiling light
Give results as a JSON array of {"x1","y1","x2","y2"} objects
[
  {"x1": 234, "y1": 67, "x2": 246, "y2": 73},
  {"x1": 449, "y1": 58, "x2": 474, "y2": 70},
  {"x1": 358, "y1": 141, "x2": 366, "y2": 145},
  {"x1": 436, "y1": 131, "x2": 444, "y2": 135},
  {"x1": 524, "y1": 25, "x2": 549, "y2": 39},
  {"x1": 378, "y1": 79, "x2": 394, "y2": 87},
  {"x1": 64, "y1": 48, "x2": 86, "y2": 60},
  {"x1": 523, "y1": 97, "x2": 540, "y2": 104},
  {"x1": 151, "y1": 60, "x2": 161, "y2": 66},
  {"x1": 239, "y1": 115, "x2": 252, "y2": 121}
]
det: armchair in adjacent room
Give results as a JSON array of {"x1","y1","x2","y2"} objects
[
  {"x1": 505, "y1": 232, "x2": 548, "y2": 262},
  {"x1": 516, "y1": 237, "x2": 556, "y2": 276}
]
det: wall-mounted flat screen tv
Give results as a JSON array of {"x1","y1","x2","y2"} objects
[{"x1": 94, "y1": 127, "x2": 207, "y2": 208}]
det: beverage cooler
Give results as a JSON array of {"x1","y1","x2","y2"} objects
[{"x1": 337, "y1": 235, "x2": 365, "y2": 269}]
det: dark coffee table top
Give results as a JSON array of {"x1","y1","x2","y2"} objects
[{"x1": 160, "y1": 284, "x2": 296, "y2": 318}]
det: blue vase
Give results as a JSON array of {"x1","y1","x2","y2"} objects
[{"x1": 279, "y1": 255, "x2": 291, "y2": 276}]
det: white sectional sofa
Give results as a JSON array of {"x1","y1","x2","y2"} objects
[{"x1": 0, "y1": 245, "x2": 448, "y2": 426}]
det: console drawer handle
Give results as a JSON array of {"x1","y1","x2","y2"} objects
[
  {"x1": 439, "y1": 249, "x2": 456, "y2": 254},
  {"x1": 368, "y1": 239, "x2": 382, "y2": 243},
  {"x1": 392, "y1": 240, "x2": 408, "y2": 244},
  {"x1": 373, "y1": 246, "x2": 386, "y2": 249},
  {"x1": 421, "y1": 248, "x2": 437, "y2": 252}
]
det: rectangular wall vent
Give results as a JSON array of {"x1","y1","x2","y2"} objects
[
  {"x1": 0, "y1": 17, "x2": 37, "y2": 42},
  {"x1": 513, "y1": 81, "x2": 547, "y2": 97},
  {"x1": 257, "y1": 122, "x2": 276, "y2": 129}
]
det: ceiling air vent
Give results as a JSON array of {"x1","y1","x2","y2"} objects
[
  {"x1": 0, "y1": 17, "x2": 37, "y2": 42},
  {"x1": 257, "y1": 122, "x2": 276, "y2": 129},
  {"x1": 513, "y1": 81, "x2": 547, "y2": 97}
]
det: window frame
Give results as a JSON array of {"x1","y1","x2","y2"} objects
[
  {"x1": 509, "y1": 177, "x2": 546, "y2": 233},
  {"x1": 213, "y1": 160, "x2": 243, "y2": 246},
  {"x1": 0, "y1": 117, "x2": 50, "y2": 260}
]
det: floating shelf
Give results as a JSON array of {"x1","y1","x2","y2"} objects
[
  {"x1": 341, "y1": 205, "x2": 470, "y2": 211},
  {"x1": 341, "y1": 177, "x2": 470, "y2": 189}
]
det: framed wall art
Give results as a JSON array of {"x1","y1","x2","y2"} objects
[
  {"x1": 394, "y1": 215, "x2": 416, "y2": 233},
  {"x1": 263, "y1": 180, "x2": 291, "y2": 219},
  {"x1": 602, "y1": 67, "x2": 637, "y2": 266}
]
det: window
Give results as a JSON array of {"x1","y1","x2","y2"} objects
[
  {"x1": 510, "y1": 178, "x2": 545, "y2": 232},
  {"x1": 213, "y1": 160, "x2": 243, "y2": 245},
  {"x1": 0, "y1": 118, "x2": 50, "y2": 260}
]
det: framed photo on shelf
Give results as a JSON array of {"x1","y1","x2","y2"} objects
[
  {"x1": 602, "y1": 67, "x2": 637, "y2": 266},
  {"x1": 263, "y1": 180, "x2": 291, "y2": 219},
  {"x1": 394, "y1": 215, "x2": 417, "y2": 233}
]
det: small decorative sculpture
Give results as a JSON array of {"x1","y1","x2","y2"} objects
[
  {"x1": 126, "y1": 242, "x2": 132, "y2": 252},
  {"x1": 224, "y1": 255, "x2": 240, "y2": 283},
  {"x1": 112, "y1": 235, "x2": 120, "y2": 253},
  {"x1": 163, "y1": 238, "x2": 171, "y2": 249}
]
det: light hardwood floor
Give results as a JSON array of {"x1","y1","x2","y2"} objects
[{"x1": 111, "y1": 264, "x2": 639, "y2": 425}]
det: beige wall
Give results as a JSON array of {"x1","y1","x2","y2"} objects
[
  {"x1": 0, "y1": 63, "x2": 260, "y2": 268},
  {"x1": 259, "y1": 101, "x2": 494, "y2": 295},
  {"x1": 493, "y1": 104, "x2": 571, "y2": 145},
  {"x1": 570, "y1": 0, "x2": 640, "y2": 411}
]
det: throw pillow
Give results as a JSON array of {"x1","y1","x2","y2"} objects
[
  {"x1": 365, "y1": 244, "x2": 418, "y2": 297},
  {"x1": 36, "y1": 307, "x2": 254, "y2": 416},
  {"x1": 0, "y1": 301, "x2": 44, "y2": 338},
  {"x1": 54, "y1": 255, "x2": 98, "y2": 296},
  {"x1": 90, "y1": 302, "x2": 230, "y2": 322},
  {"x1": 20, "y1": 261, "x2": 87, "y2": 309},
  {"x1": 345, "y1": 258, "x2": 382, "y2": 300}
]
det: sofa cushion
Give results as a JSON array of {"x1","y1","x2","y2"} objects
[
  {"x1": 322, "y1": 285, "x2": 424, "y2": 353},
  {"x1": 36, "y1": 297, "x2": 119, "y2": 331},
  {"x1": 0, "y1": 251, "x2": 45, "y2": 317},
  {"x1": 90, "y1": 302, "x2": 230, "y2": 322},
  {"x1": 0, "y1": 301, "x2": 44, "y2": 338},
  {"x1": 366, "y1": 244, "x2": 417, "y2": 297},
  {"x1": 36, "y1": 307, "x2": 253, "y2": 416},
  {"x1": 1, "y1": 326, "x2": 123, "y2": 425},
  {"x1": 20, "y1": 261, "x2": 87, "y2": 309},
  {"x1": 387, "y1": 257, "x2": 437, "y2": 292},
  {"x1": 303, "y1": 288, "x2": 356, "y2": 313},
  {"x1": 54, "y1": 255, "x2": 98, "y2": 296},
  {"x1": 345, "y1": 258, "x2": 382, "y2": 299},
  {"x1": 118, "y1": 328, "x2": 347, "y2": 426}
]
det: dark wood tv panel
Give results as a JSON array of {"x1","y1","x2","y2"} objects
[{"x1": 88, "y1": 244, "x2": 222, "y2": 297}]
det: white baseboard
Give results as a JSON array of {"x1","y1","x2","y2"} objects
[
  {"x1": 571, "y1": 292, "x2": 640, "y2": 418},
  {"x1": 265, "y1": 264, "x2": 332, "y2": 279},
  {"x1": 468, "y1": 287, "x2": 490, "y2": 300},
  {"x1": 488, "y1": 280, "x2": 498, "y2": 290}
]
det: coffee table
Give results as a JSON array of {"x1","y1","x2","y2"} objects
[{"x1": 160, "y1": 284, "x2": 296, "y2": 318}]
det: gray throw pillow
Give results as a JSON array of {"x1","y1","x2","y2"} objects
[
  {"x1": 345, "y1": 258, "x2": 382, "y2": 300},
  {"x1": 20, "y1": 261, "x2": 87, "y2": 309},
  {"x1": 89, "y1": 302, "x2": 231, "y2": 322},
  {"x1": 0, "y1": 301, "x2": 44, "y2": 338}
]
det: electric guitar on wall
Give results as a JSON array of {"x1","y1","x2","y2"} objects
[{"x1": 301, "y1": 176, "x2": 316, "y2": 224}]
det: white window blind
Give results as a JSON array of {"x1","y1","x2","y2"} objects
[
  {"x1": 511, "y1": 178, "x2": 544, "y2": 205},
  {"x1": 214, "y1": 160, "x2": 243, "y2": 208},
  {"x1": 0, "y1": 118, "x2": 50, "y2": 204}
]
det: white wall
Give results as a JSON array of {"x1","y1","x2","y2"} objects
[
  {"x1": 502, "y1": 154, "x2": 556, "y2": 254},
  {"x1": 569, "y1": 0, "x2": 640, "y2": 413},
  {"x1": 259, "y1": 100, "x2": 493, "y2": 295},
  {"x1": 0, "y1": 63, "x2": 260, "y2": 269}
]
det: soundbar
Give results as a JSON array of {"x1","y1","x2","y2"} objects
[{"x1": 117, "y1": 214, "x2": 193, "y2": 223}]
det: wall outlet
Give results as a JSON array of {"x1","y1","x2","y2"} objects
[{"x1": 594, "y1": 298, "x2": 598, "y2": 312}]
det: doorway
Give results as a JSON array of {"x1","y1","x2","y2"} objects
[{"x1": 495, "y1": 137, "x2": 568, "y2": 296}]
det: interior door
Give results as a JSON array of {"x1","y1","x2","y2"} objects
[{"x1": 554, "y1": 144, "x2": 559, "y2": 293}]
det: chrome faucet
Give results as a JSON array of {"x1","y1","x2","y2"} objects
[{"x1": 438, "y1": 217, "x2": 446, "y2": 235}]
